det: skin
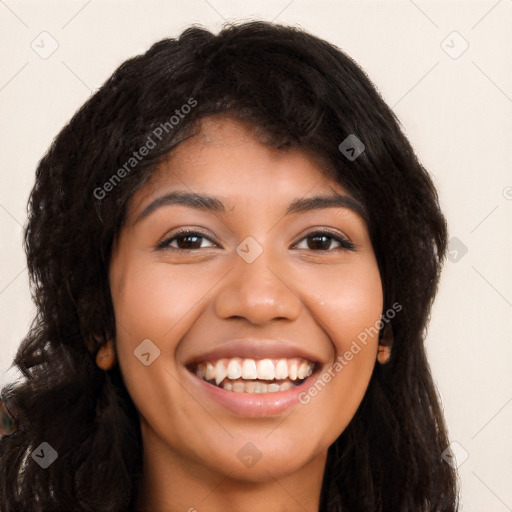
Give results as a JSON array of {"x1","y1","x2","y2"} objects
[{"x1": 108, "y1": 116, "x2": 384, "y2": 512}]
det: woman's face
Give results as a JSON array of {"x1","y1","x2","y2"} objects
[{"x1": 109, "y1": 116, "x2": 383, "y2": 483}]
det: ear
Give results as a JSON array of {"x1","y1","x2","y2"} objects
[
  {"x1": 95, "y1": 339, "x2": 117, "y2": 370},
  {"x1": 377, "y1": 322, "x2": 394, "y2": 364}
]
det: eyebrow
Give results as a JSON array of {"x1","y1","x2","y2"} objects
[{"x1": 132, "y1": 191, "x2": 366, "y2": 226}]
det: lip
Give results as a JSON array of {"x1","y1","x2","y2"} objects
[
  {"x1": 187, "y1": 367, "x2": 319, "y2": 417},
  {"x1": 184, "y1": 338, "x2": 323, "y2": 366},
  {"x1": 183, "y1": 338, "x2": 324, "y2": 417}
]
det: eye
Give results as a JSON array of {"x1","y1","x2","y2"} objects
[
  {"x1": 156, "y1": 230, "x2": 217, "y2": 251},
  {"x1": 156, "y1": 229, "x2": 355, "y2": 252},
  {"x1": 293, "y1": 230, "x2": 355, "y2": 252}
]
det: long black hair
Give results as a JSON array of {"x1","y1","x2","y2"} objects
[{"x1": 0, "y1": 21, "x2": 458, "y2": 511}]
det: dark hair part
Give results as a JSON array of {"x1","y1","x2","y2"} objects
[{"x1": 0, "y1": 21, "x2": 458, "y2": 511}]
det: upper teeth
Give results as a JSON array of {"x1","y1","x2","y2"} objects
[{"x1": 195, "y1": 357, "x2": 314, "y2": 386}]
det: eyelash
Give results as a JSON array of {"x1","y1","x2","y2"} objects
[{"x1": 156, "y1": 229, "x2": 356, "y2": 252}]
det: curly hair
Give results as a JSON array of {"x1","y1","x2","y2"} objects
[{"x1": 0, "y1": 21, "x2": 458, "y2": 511}]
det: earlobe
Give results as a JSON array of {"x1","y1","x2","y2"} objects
[
  {"x1": 377, "y1": 345, "x2": 391, "y2": 364},
  {"x1": 377, "y1": 322, "x2": 393, "y2": 364},
  {"x1": 95, "y1": 339, "x2": 117, "y2": 370}
]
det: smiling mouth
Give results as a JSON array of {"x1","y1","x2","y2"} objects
[{"x1": 188, "y1": 357, "x2": 316, "y2": 394}]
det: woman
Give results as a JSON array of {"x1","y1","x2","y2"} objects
[{"x1": 0, "y1": 21, "x2": 458, "y2": 511}]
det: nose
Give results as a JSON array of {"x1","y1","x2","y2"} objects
[{"x1": 213, "y1": 244, "x2": 303, "y2": 325}]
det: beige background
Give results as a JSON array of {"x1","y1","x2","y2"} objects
[{"x1": 1, "y1": 1, "x2": 511, "y2": 509}]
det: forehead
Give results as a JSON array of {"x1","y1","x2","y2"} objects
[{"x1": 127, "y1": 116, "x2": 356, "y2": 219}]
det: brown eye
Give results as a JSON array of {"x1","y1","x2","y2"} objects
[
  {"x1": 294, "y1": 231, "x2": 355, "y2": 252},
  {"x1": 157, "y1": 230, "x2": 217, "y2": 251}
]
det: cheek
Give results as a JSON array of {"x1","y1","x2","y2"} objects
[
  {"x1": 109, "y1": 257, "x2": 225, "y2": 413},
  {"x1": 111, "y1": 259, "x2": 219, "y2": 342},
  {"x1": 298, "y1": 261, "x2": 382, "y2": 430},
  {"x1": 306, "y1": 260, "x2": 383, "y2": 354},
  {"x1": 108, "y1": 260, "x2": 214, "y2": 435}
]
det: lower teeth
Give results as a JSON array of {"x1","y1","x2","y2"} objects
[{"x1": 207, "y1": 378, "x2": 298, "y2": 393}]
